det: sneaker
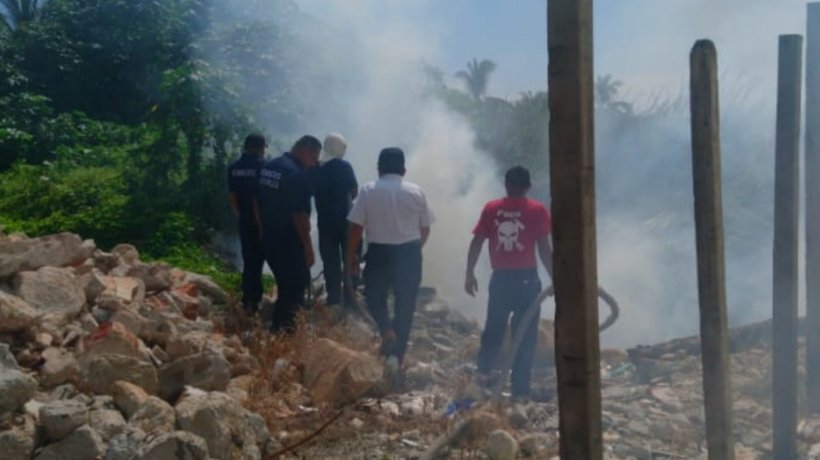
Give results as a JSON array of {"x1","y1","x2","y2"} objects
[
  {"x1": 383, "y1": 356, "x2": 405, "y2": 391},
  {"x1": 379, "y1": 330, "x2": 397, "y2": 357}
]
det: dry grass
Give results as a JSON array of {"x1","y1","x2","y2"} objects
[{"x1": 240, "y1": 303, "x2": 386, "y2": 445}]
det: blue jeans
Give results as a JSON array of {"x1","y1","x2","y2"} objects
[
  {"x1": 239, "y1": 222, "x2": 264, "y2": 308},
  {"x1": 363, "y1": 241, "x2": 422, "y2": 363},
  {"x1": 477, "y1": 268, "x2": 541, "y2": 396}
]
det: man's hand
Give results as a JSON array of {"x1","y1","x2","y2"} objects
[
  {"x1": 347, "y1": 254, "x2": 360, "y2": 276},
  {"x1": 465, "y1": 272, "x2": 478, "y2": 297},
  {"x1": 464, "y1": 236, "x2": 485, "y2": 298}
]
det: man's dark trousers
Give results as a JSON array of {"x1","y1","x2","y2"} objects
[
  {"x1": 477, "y1": 268, "x2": 541, "y2": 396},
  {"x1": 318, "y1": 222, "x2": 348, "y2": 306},
  {"x1": 239, "y1": 223, "x2": 264, "y2": 309},
  {"x1": 265, "y1": 236, "x2": 309, "y2": 333},
  {"x1": 363, "y1": 241, "x2": 422, "y2": 363}
]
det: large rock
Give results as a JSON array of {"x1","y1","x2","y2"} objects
[
  {"x1": 39, "y1": 399, "x2": 89, "y2": 441},
  {"x1": 185, "y1": 273, "x2": 229, "y2": 304},
  {"x1": 80, "y1": 322, "x2": 150, "y2": 363},
  {"x1": 111, "y1": 244, "x2": 140, "y2": 265},
  {"x1": 128, "y1": 396, "x2": 175, "y2": 435},
  {"x1": 302, "y1": 338, "x2": 383, "y2": 405},
  {"x1": 89, "y1": 409, "x2": 126, "y2": 441},
  {"x1": 175, "y1": 388, "x2": 263, "y2": 460},
  {"x1": 13, "y1": 267, "x2": 85, "y2": 325},
  {"x1": 0, "y1": 344, "x2": 37, "y2": 415},
  {"x1": 0, "y1": 233, "x2": 90, "y2": 278},
  {"x1": 110, "y1": 308, "x2": 147, "y2": 336},
  {"x1": 111, "y1": 380, "x2": 149, "y2": 419},
  {"x1": 0, "y1": 414, "x2": 36, "y2": 460},
  {"x1": 112, "y1": 261, "x2": 172, "y2": 292},
  {"x1": 104, "y1": 426, "x2": 146, "y2": 460},
  {"x1": 136, "y1": 308, "x2": 179, "y2": 347},
  {"x1": 34, "y1": 425, "x2": 104, "y2": 460},
  {"x1": 483, "y1": 430, "x2": 519, "y2": 460},
  {"x1": 0, "y1": 290, "x2": 37, "y2": 333},
  {"x1": 40, "y1": 347, "x2": 80, "y2": 388},
  {"x1": 133, "y1": 431, "x2": 210, "y2": 460},
  {"x1": 169, "y1": 283, "x2": 202, "y2": 320},
  {"x1": 79, "y1": 354, "x2": 158, "y2": 395},
  {"x1": 95, "y1": 275, "x2": 145, "y2": 306},
  {"x1": 158, "y1": 348, "x2": 231, "y2": 400},
  {"x1": 165, "y1": 330, "x2": 211, "y2": 361}
]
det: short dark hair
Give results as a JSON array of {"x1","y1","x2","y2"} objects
[
  {"x1": 244, "y1": 133, "x2": 267, "y2": 150},
  {"x1": 291, "y1": 135, "x2": 322, "y2": 153},
  {"x1": 505, "y1": 166, "x2": 531, "y2": 194},
  {"x1": 378, "y1": 147, "x2": 406, "y2": 175}
]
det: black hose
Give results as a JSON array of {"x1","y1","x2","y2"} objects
[{"x1": 490, "y1": 286, "x2": 620, "y2": 401}]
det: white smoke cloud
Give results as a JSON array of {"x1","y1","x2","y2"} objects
[
  {"x1": 224, "y1": 0, "x2": 811, "y2": 347},
  {"x1": 292, "y1": 0, "x2": 503, "y2": 318}
]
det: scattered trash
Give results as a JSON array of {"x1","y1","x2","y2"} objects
[{"x1": 443, "y1": 399, "x2": 474, "y2": 418}]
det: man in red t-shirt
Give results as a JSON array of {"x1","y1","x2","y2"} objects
[{"x1": 465, "y1": 166, "x2": 553, "y2": 398}]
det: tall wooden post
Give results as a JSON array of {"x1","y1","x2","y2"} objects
[
  {"x1": 690, "y1": 40, "x2": 735, "y2": 460},
  {"x1": 547, "y1": 0, "x2": 602, "y2": 459},
  {"x1": 806, "y1": 2, "x2": 820, "y2": 414},
  {"x1": 772, "y1": 34, "x2": 803, "y2": 460}
]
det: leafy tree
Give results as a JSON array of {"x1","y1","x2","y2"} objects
[
  {"x1": 595, "y1": 74, "x2": 632, "y2": 114},
  {"x1": 0, "y1": 0, "x2": 44, "y2": 31},
  {"x1": 455, "y1": 58, "x2": 496, "y2": 100}
]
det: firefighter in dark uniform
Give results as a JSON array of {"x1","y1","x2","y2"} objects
[
  {"x1": 228, "y1": 133, "x2": 267, "y2": 315},
  {"x1": 256, "y1": 135, "x2": 322, "y2": 333}
]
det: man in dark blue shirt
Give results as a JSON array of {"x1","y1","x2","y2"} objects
[
  {"x1": 256, "y1": 135, "x2": 321, "y2": 333},
  {"x1": 228, "y1": 133, "x2": 267, "y2": 315},
  {"x1": 313, "y1": 133, "x2": 358, "y2": 308}
]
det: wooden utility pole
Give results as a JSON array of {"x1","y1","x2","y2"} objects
[
  {"x1": 806, "y1": 2, "x2": 820, "y2": 414},
  {"x1": 547, "y1": 0, "x2": 602, "y2": 459},
  {"x1": 773, "y1": 34, "x2": 803, "y2": 460},
  {"x1": 690, "y1": 40, "x2": 735, "y2": 460}
]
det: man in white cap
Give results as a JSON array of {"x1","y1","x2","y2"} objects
[{"x1": 313, "y1": 133, "x2": 359, "y2": 308}]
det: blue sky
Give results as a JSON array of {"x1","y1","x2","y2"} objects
[{"x1": 299, "y1": 0, "x2": 806, "y2": 103}]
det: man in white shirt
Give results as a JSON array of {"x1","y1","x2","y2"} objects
[{"x1": 346, "y1": 148, "x2": 435, "y2": 366}]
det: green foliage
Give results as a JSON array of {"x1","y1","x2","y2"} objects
[
  {"x1": 0, "y1": 161, "x2": 130, "y2": 248},
  {"x1": 149, "y1": 241, "x2": 243, "y2": 297},
  {"x1": 1, "y1": 0, "x2": 44, "y2": 31}
]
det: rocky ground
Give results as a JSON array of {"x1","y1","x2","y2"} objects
[{"x1": 2, "y1": 231, "x2": 820, "y2": 459}]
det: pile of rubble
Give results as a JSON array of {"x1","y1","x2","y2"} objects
[
  {"x1": 0, "y1": 232, "x2": 277, "y2": 459},
  {"x1": 6, "y1": 230, "x2": 820, "y2": 460}
]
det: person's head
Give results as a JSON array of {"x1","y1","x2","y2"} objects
[
  {"x1": 505, "y1": 166, "x2": 531, "y2": 198},
  {"x1": 290, "y1": 135, "x2": 322, "y2": 169},
  {"x1": 243, "y1": 133, "x2": 267, "y2": 156},
  {"x1": 377, "y1": 147, "x2": 406, "y2": 176},
  {"x1": 323, "y1": 133, "x2": 347, "y2": 159}
]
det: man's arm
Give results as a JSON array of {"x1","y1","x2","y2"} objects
[
  {"x1": 253, "y1": 198, "x2": 263, "y2": 238},
  {"x1": 346, "y1": 223, "x2": 364, "y2": 275},
  {"x1": 229, "y1": 193, "x2": 240, "y2": 218},
  {"x1": 420, "y1": 226, "x2": 431, "y2": 247},
  {"x1": 464, "y1": 235, "x2": 486, "y2": 297},
  {"x1": 537, "y1": 235, "x2": 554, "y2": 280}
]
